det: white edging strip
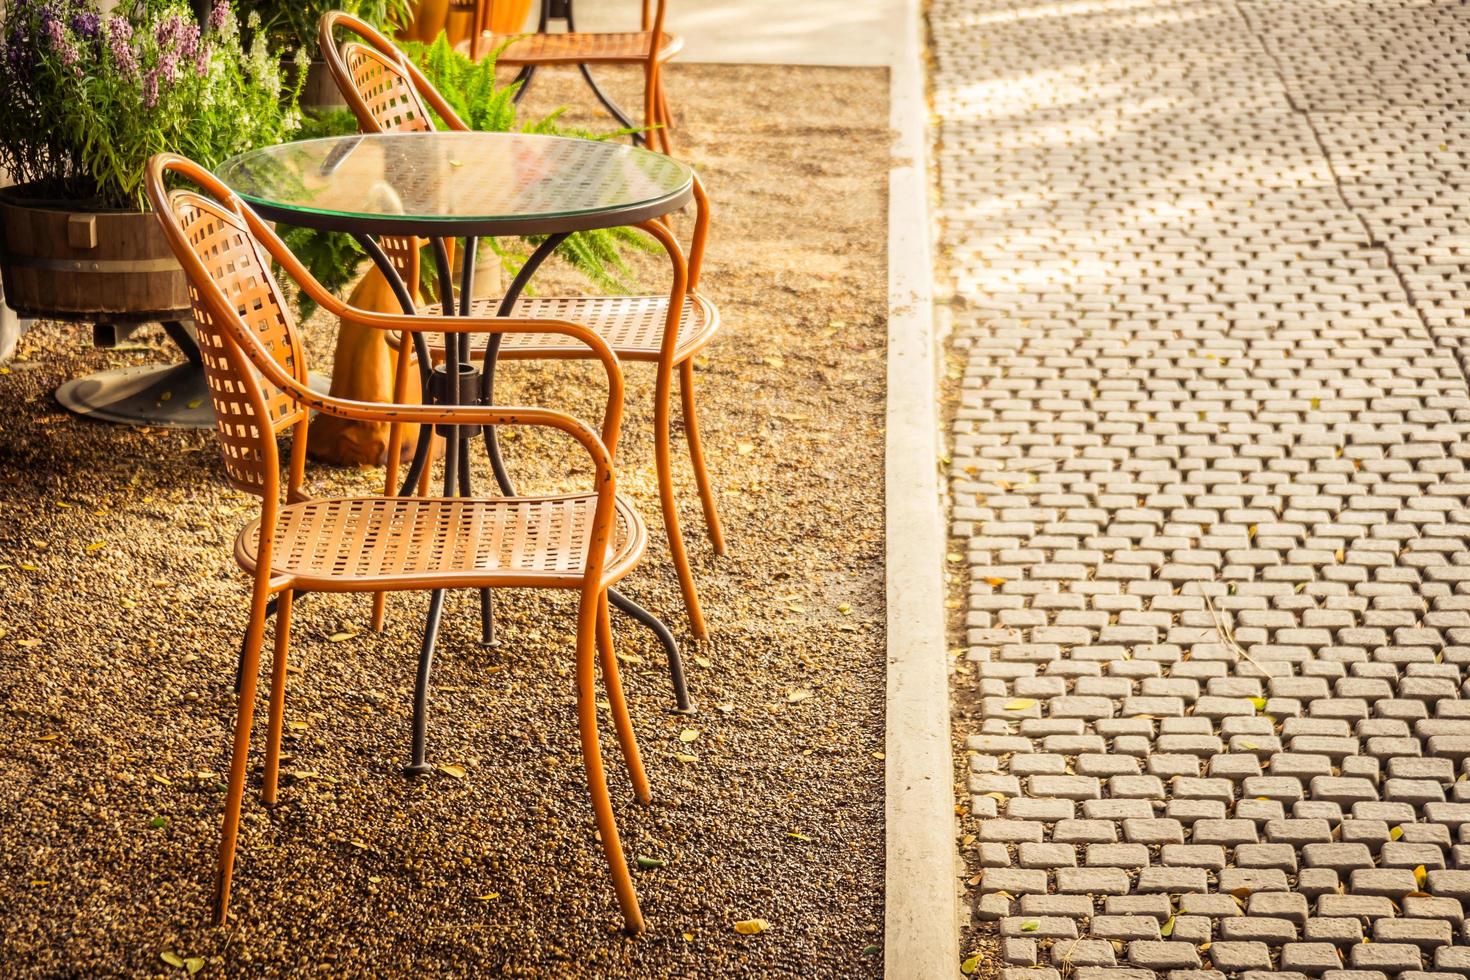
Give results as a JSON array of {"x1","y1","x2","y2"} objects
[{"x1": 883, "y1": 0, "x2": 960, "y2": 975}]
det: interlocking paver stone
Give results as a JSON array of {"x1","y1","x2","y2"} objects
[{"x1": 942, "y1": 0, "x2": 1470, "y2": 971}]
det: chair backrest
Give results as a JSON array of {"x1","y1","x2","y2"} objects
[
  {"x1": 319, "y1": 11, "x2": 469, "y2": 136},
  {"x1": 145, "y1": 155, "x2": 309, "y2": 499}
]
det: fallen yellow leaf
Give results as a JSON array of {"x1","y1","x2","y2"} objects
[
  {"x1": 786, "y1": 689, "x2": 813, "y2": 703},
  {"x1": 679, "y1": 728, "x2": 700, "y2": 743},
  {"x1": 327, "y1": 631, "x2": 358, "y2": 643},
  {"x1": 160, "y1": 952, "x2": 185, "y2": 968},
  {"x1": 675, "y1": 753, "x2": 699, "y2": 763},
  {"x1": 734, "y1": 919, "x2": 770, "y2": 935},
  {"x1": 736, "y1": 442, "x2": 756, "y2": 455},
  {"x1": 438, "y1": 764, "x2": 467, "y2": 779},
  {"x1": 1003, "y1": 698, "x2": 1036, "y2": 711},
  {"x1": 961, "y1": 953, "x2": 983, "y2": 975}
]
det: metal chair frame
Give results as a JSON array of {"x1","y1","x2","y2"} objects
[
  {"x1": 320, "y1": 12, "x2": 725, "y2": 644},
  {"x1": 146, "y1": 152, "x2": 654, "y2": 934}
]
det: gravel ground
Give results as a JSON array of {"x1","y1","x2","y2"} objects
[{"x1": 0, "y1": 63, "x2": 888, "y2": 977}]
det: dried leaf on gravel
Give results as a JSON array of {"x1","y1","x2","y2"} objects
[
  {"x1": 736, "y1": 442, "x2": 756, "y2": 455},
  {"x1": 733, "y1": 919, "x2": 770, "y2": 935},
  {"x1": 327, "y1": 632, "x2": 358, "y2": 643},
  {"x1": 635, "y1": 856, "x2": 666, "y2": 870},
  {"x1": 160, "y1": 952, "x2": 185, "y2": 968},
  {"x1": 184, "y1": 957, "x2": 204, "y2": 974},
  {"x1": 961, "y1": 953, "x2": 983, "y2": 975},
  {"x1": 678, "y1": 729, "x2": 700, "y2": 742},
  {"x1": 437, "y1": 764, "x2": 467, "y2": 779},
  {"x1": 674, "y1": 753, "x2": 699, "y2": 764},
  {"x1": 786, "y1": 689, "x2": 813, "y2": 704}
]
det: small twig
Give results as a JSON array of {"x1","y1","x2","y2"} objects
[{"x1": 1196, "y1": 585, "x2": 1269, "y2": 679}]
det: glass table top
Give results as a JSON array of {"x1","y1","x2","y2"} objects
[{"x1": 216, "y1": 132, "x2": 693, "y2": 235}]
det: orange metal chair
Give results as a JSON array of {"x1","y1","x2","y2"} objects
[
  {"x1": 320, "y1": 12, "x2": 725, "y2": 642},
  {"x1": 465, "y1": 0, "x2": 682, "y2": 155},
  {"x1": 145, "y1": 152, "x2": 654, "y2": 933}
]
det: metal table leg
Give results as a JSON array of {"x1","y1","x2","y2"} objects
[
  {"x1": 481, "y1": 235, "x2": 694, "y2": 715},
  {"x1": 353, "y1": 231, "x2": 695, "y2": 777}
]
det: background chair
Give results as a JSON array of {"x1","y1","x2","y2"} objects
[
  {"x1": 146, "y1": 152, "x2": 654, "y2": 934},
  {"x1": 465, "y1": 0, "x2": 682, "y2": 155},
  {"x1": 321, "y1": 12, "x2": 726, "y2": 643}
]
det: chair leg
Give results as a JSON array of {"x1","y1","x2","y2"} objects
[
  {"x1": 214, "y1": 580, "x2": 271, "y2": 925},
  {"x1": 261, "y1": 589, "x2": 294, "y2": 805},
  {"x1": 575, "y1": 591, "x2": 645, "y2": 933},
  {"x1": 406, "y1": 588, "x2": 447, "y2": 777},
  {"x1": 374, "y1": 343, "x2": 416, "y2": 632},
  {"x1": 644, "y1": 66, "x2": 662, "y2": 156},
  {"x1": 656, "y1": 74, "x2": 674, "y2": 153},
  {"x1": 678, "y1": 359, "x2": 726, "y2": 556},
  {"x1": 596, "y1": 591, "x2": 651, "y2": 804},
  {"x1": 655, "y1": 365, "x2": 708, "y2": 639}
]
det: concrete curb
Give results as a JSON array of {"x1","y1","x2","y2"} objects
[{"x1": 883, "y1": 0, "x2": 961, "y2": 976}]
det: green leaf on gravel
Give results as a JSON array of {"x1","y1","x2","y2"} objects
[
  {"x1": 635, "y1": 856, "x2": 666, "y2": 870},
  {"x1": 1021, "y1": 920, "x2": 1039, "y2": 932},
  {"x1": 861, "y1": 945, "x2": 880, "y2": 956},
  {"x1": 160, "y1": 952, "x2": 185, "y2": 968},
  {"x1": 148, "y1": 816, "x2": 168, "y2": 829},
  {"x1": 961, "y1": 953, "x2": 983, "y2": 975}
]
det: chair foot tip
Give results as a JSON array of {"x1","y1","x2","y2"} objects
[{"x1": 403, "y1": 762, "x2": 435, "y2": 778}]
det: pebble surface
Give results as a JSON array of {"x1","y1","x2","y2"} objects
[{"x1": 0, "y1": 64, "x2": 889, "y2": 976}]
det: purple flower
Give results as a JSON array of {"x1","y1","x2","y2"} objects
[
  {"x1": 208, "y1": 0, "x2": 228, "y2": 32},
  {"x1": 106, "y1": 16, "x2": 136, "y2": 77},
  {"x1": 177, "y1": 22, "x2": 200, "y2": 61},
  {"x1": 158, "y1": 49, "x2": 178, "y2": 83},
  {"x1": 154, "y1": 13, "x2": 181, "y2": 49},
  {"x1": 141, "y1": 67, "x2": 158, "y2": 108},
  {"x1": 69, "y1": 11, "x2": 100, "y2": 39},
  {"x1": 43, "y1": 12, "x2": 65, "y2": 50},
  {"x1": 194, "y1": 40, "x2": 211, "y2": 75}
]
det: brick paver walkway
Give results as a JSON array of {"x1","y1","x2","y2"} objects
[{"x1": 934, "y1": 0, "x2": 1470, "y2": 975}]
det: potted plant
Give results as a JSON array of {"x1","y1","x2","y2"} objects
[{"x1": 0, "y1": 0, "x2": 306, "y2": 425}]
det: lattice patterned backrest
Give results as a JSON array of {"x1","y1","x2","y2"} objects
[
  {"x1": 342, "y1": 41, "x2": 436, "y2": 134},
  {"x1": 170, "y1": 191, "x2": 309, "y2": 496}
]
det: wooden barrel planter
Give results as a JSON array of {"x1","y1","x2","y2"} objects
[{"x1": 0, "y1": 184, "x2": 211, "y2": 426}]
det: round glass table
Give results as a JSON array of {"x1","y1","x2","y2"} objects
[{"x1": 218, "y1": 132, "x2": 696, "y2": 774}]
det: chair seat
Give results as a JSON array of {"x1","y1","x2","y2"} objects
[
  {"x1": 486, "y1": 30, "x2": 683, "y2": 65},
  {"x1": 236, "y1": 493, "x2": 645, "y2": 591},
  {"x1": 397, "y1": 292, "x2": 719, "y2": 363}
]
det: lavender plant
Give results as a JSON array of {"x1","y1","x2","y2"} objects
[{"x1": 0, "y1": 0, "x2": 305, "y2": 209}]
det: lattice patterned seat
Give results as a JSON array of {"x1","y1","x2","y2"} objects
[
  {"x1": 392, "y1": 293, "x2": 718, "y2": 363},
  {"x1": 486, "y1": 30, "x2": 683, "y2": 66},
  {"x1": 237, "y1": 493, "x2": 644, "y2": 590}
]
